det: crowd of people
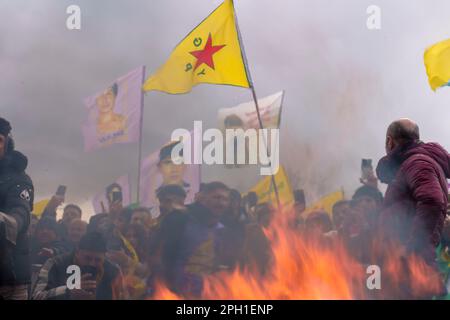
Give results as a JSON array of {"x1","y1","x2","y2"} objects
[
  {"x1": 29, "y1": 181, "x2": 280, "y2": 299},
  {"x1": 1, "y1": 116, "x2": 450, "y2": 300}
]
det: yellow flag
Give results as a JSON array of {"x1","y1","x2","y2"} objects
[
  {"x1": 33, "y1": 199, "x2": 50, "y2": 219},
  {"x1": 303, "y1": 190, "x2": 345, "y2": 218},
  {"x1": 143, "y1": 0, "x2": 250, "y2": 94},
  {"x1": 424, "y1": 38, "x2": 450, "y2": 91},
  {"x1": 248, "y1": 166, "x2": 294, "y2": 205}
]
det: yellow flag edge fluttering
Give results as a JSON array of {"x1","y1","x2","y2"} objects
[{"x1": 424, "y1": 38, "x2": 450, "y2": 91}]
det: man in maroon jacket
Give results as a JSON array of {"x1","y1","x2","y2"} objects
[
  {"x1": 377, "y1": 119, "x2": 450, "y2": 262},
  {"x1": 376, "y1": 119, "x2": 449, "y2": 296}
]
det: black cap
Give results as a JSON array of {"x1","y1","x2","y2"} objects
[
  {"x1": 106, "y1": 183, "x2": 122, "y2": 196},
  {"x1": 159, "y1": 141, "x2": 183, "y2": 162},
  {"x1": 294, "y1": 189, "x2": 306, "y2": 204},
  {"x1": 156, "y1": 184, "x2": 187, "y2": 199},
  {"x1": 78, "y1": 232, "x2": 107, "y2": 253},
  {"x1": 352, "y1": 185, "x2": 383, "y2": 203},
  {"x1": 0, "y1": 117, "x2": 12, "y2": 137},
  {"x1": 111, "y1": 83, "x2": 118, "y2": 97}
]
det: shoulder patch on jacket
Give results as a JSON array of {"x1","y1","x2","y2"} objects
[{"x1": 19, "y1": 189, "x2": 31, "y2": 201}]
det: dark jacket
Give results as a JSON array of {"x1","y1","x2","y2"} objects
[
  {"x1": 219, "y1": 213, "x2": 246, "y2": 269},
  {"x1": 0, "y1": 150, "x2": 34, "y2": 286},
  {"x1": 156, "y1": 202, "x2": 227, "y2": 296},
  {"x1": 32, "y1": 252, "x2": 123, "y2": 300},
  {"x1": 31, "y1": 240, "x2": 70, "y2": 266},
  {"x1": 376, "y1": 141, "x2": 449, "y2": 261}
]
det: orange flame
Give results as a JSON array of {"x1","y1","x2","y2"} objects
[{"x1": 151, "y1": 206, "x2": 444, "y2": 300}]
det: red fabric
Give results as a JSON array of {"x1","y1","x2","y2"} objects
[{"x1": 376, "y1": 142, "x2": 449, "y2": 260}]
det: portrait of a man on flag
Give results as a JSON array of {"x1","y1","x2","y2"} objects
[
  {"x1": 139, "y1": 137, "x2": 200, "y2": 214},
  {"x1": 82, "y1": 66, "x2": 145, "y2": 152},
  {"x1": 95, "y1": 83, "x2": 127, "y2": 135}
]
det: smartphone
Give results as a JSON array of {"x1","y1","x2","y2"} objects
[
  {"x1": 111, "y1": 190, "x2": 122, "y2": 203},
  {"x1": 361, "y1": 159, "x2": 373, "y2": 180},
  {"x1": 80, "y1": 265, "x2": 98, "y2": 281},
  {"x1": 294, "y1": 189, "x2": 306, "y2": 204},
  {"x1": 246, "y1": 192, "x2": 258, "y2": 207},
  {"x1": 55, "y1": 185, "x2": 67, "y2": 197}
]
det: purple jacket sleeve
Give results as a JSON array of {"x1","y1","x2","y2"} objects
[{"x1": 403, "y1": 157, "x2": 446, "y2": 251}]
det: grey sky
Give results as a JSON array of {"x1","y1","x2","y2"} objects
[{"x1": 2, "y1": 0, "x2": 450, "y2": 216}]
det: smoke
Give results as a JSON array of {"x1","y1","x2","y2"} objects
[{"x1": 2, "y1": 0, "x2": 450, "y2": 215}]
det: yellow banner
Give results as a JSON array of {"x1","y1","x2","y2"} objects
[
  {"x1": 303, "y1": 190, "x2": 345, "y2": 218},
  {"x1": 248, "y1": 166, "x2": 294, "y2": 205},
  {"x1": 33, "y1": 199, "x2": 50, "y2": 219}
]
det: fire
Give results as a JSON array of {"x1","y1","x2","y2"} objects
[
  {"x1": 151, "y1": 206, "x2": 444, "y2": 300},
  {"x1": 152, "y1": 281, "x2": 182, "y2": 300},
  {"x1": 375, "y1": 240, "x2": 445, "y2": 299}
]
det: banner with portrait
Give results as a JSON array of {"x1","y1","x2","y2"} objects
[
  {"x1": 139, "y1": 133, "x2": 200, "y2": 215},
  {"x1": 82, "y1": 66, "x2": 145, "y2": 152},
  {"x1": 217, "y1": 91, "x2": 283, "y2": 166}
]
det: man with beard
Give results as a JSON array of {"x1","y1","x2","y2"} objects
[
  {"x1": 376, "y1": 118, "x2": 449, "y2": 298},
  {"x1": 32, "y1": 232, "x2": 125, "y2": 300},
  {"x1": 157, "y1": 182, "x2": 230, "y2": 297}
]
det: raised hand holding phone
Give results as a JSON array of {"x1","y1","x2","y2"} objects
[{"x1": 360, "y1": 159, "x2": 378, "y2": 189}]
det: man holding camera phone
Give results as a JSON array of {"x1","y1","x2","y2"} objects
[{"x1": 32, "y1": 232, "x2": 125, "y2": 300}]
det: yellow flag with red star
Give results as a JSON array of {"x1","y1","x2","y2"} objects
[{"x1": 143, "y1": 0, "x2": 251, "y2": 94}]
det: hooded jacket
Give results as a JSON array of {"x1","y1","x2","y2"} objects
[
  {"x1": 376, "y1": 141, "x2": 449, "y2": 261},
  {"x1": 0, "y1": 150, "x2": 34, "y2": 286},
  {"x1": 31, "y1": 252, "x2": 124, "y2": 300},
  {"x1": 156, "y1": 202, "x2": 227, "y2": 297}
]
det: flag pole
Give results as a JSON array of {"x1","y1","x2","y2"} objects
[
  {"x1": 249, "y1": 86, "x2": 281, "y2": 208},
  {"x1": 277, "y1": 90, "x2": 285, "y2": 129},
  {"x1": 136, "y1": 66, "x2": 146, "y2": 204},
  {"x1": 232, "y1": 0, "x2": 281, "y2": 208}
]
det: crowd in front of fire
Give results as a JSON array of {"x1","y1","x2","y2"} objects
[{"x1": 1, "y1": 117, "x2": 450, "y2": 300}]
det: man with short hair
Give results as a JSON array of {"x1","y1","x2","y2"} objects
[
  {"x1": 32, "y1": 232, "x2": 125, "y2": 300},
  {"x1": 332, "y1": 200, "x2": 351, "y2": 231},
  {"x1": 377, "y1": 118, "x2": 449, "y2": 297},
  {"x1": 352, "y1": 185, "x2": 383, "y2": 211},
  {"x1": 352, "y1": 185, "x2": 383, "y2": 228},
  {"x1": 130, "y1": 207, "x2": 153, "y2": 229},
  {"x1": 62, "y1": 204, "x2": 82, "y2": 225},
  {"x1": 150, "y1": 184, "x2": 187, "y2": 226},
  {"x1": 157, "y1": 182, "x2": 231, "y2": 297},
  {"x1": 59, "y1": 204, "x2": 82, "y2": 238},
  {"x1": 0, "y1": 117, "x2": 34, "y2": 300},
  {"x1": 31, "y1": 217, "x2": 66, "y2": 266},
  {"x1": 42, "y1": 199, "x2": 83, "y2": 239},
  {"x1": 146, "y1": 184, "x2": 187, "y2": 294},
  {"x1": 67, "y1": 219, "x2": 87, "y2": 248}
]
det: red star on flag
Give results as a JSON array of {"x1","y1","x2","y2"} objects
[{"x1": 189, "y1": 34, "x2": 226, "y2": 71}]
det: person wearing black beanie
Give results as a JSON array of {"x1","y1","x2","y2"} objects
[
  {"x1": 31, "y1": 232, "x2": 126, "y2": 300},
  {"x1": 0, "y1": 117, "x2": 34, "y2": 300}
]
